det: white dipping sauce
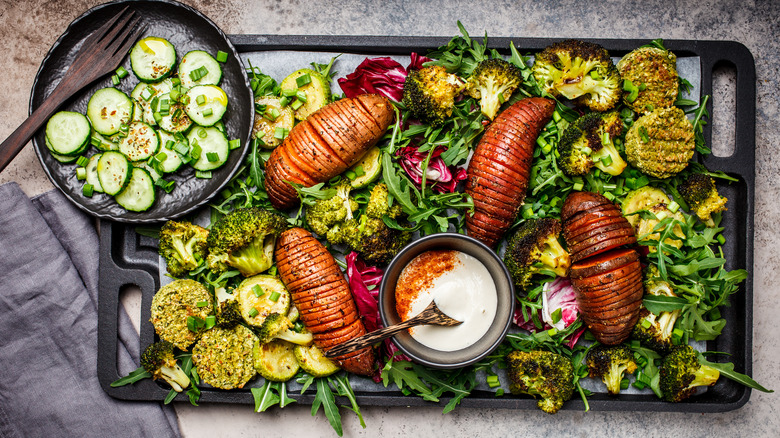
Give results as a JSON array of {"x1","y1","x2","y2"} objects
[{"x1": 395, "y1": 250, "x2": 497, "y2": 351}]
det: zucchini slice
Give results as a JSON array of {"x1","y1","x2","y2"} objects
[
  {"x1": 253, "y1": 339, "x2": 300, "y2": 382},
  {"x1": 86, "y1": 87, "x2": 133, "y2": 136},
  {"x1": 45, "y1": 111, "x2": 91, "y2": 156},
  {"x1": 178, "y1": 50, "x2": 223, "y2": 88},
  {"x1": 96, "y1": 151, "x2": 131, "y2": 196},
  {"x1": 187, "y1": 126, "x2": 229, "y2": 171},
  {"x1": 348, "y1": 145, "x2": 382, "y2": 188},
  {"x1": 85, "y1": 153, "x2": 104, "y2": 193},
  {"x1": 252, "y1": 96, "x2": 294, "y2": 149},
  {"x1": 293, "y1": 343, "x2": 340, "y2": 377},
  {"x1": 621, "y1": 186, "x2": 671, "y2": 228},
  {"x1": 184, "y1": 85, "x2": 228, "y2": 126},
  {"x1": 235, "y1": 275, "x2": 291, "y2": 328},
  {"x1": 118, "y1": 121, "x2": 160, "y2": 162},
  {"x1": 130, "y1": 36, "x2": 177, "y2": 82},
  {"x1": 115, "y1": 166, "x2": 156, "y2": 212},
  {"x1": 280, "y1": 68, "x2": 331, "y2": 121}
]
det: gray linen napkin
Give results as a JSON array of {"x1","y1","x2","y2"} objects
[{"x1": 0, "y1": 182, "x2": 180, "y2": 438}]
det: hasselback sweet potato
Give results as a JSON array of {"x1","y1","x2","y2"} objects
[
  {"x1": 562, "y1": 191, "x2": 637, "y2": 262},
  {"x1": 265, "y1": 94, "x2": 394, "y2": 210},
  {"x1": 465, "y1": 97, "x2": 555, "y2": 248},
  {"x1": 275, "y1": 227, "x2": 375, "y2": 375}
]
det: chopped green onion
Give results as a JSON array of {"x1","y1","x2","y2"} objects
[
  {"x1": 717, "y1": 234, "x2": 726, "y2": 245},
  {"x1": 115, "y1": 66, "x2": 128, "y2": 78},
  {"x1": 228, "y1": 139, "x2": 241, "y2": 150},
  {"x1": 76, "y1": 155, "x2": 90, "y2": 167},
  {"x1": 589, "y1": 70, "x2": 601, "y2": 80},
  {"x1": 195, "y1": 170, "x2": 212, "y2": 179},
  {"x1": 623, "y1": 79, "x2": 639, "y2": 102},
  {"x1": 291, "y1": 99, "x2": 304, "y2": 110},
  {"x1": 620, "y1": 378, "x2": 630, "y2": 390},
  {"x1": 551, "y1": 308, "x2": 562, "y2": 324},
  {"x1": 274, "y1": 127, "x2": 288, "y2": 140},
  {"x1": 196, "y1": 94, "x2": 206, "y2": 105},
  {"x1": 279, "y1": 96, "x2": 289, "y2": 107},
  {"x1": 170, "y1": 88, "x2": 181, "y2": 102},
  {"x1": 282, "y1": 88, "x2": 298, "y2": 97},
  {"x1": 111, "y1": 74, "x2": 120, "y2": 86},
  {"x1": 216, "y1": 51, "x2": 228, "y2": 63},
  {"x1": 641, "y1": 318, "x2": 652, "y2": 329},
  {"x1": 249, "y1": 308, "x2": 259, "y2": 318},
  {"x1": 581, "y1": 146, "x2": 592, "y2": 156},
  {"x1": 164, "y1": 140, "x2": 175, "y2": 150},
  {"x1": 668, "y1": 200, "x2": 680, "y2": 213},
  {"x1": 295, "y1": 74, "x2": 311, "y2": 87},
  {"x1": 140, "y1": 88, "x2": 153, "y2": 101},
  {"x1": 345, "y1": 170, "x2": 356, "y2": 180},
  {"x1": 603, "y1": 191, "x2": 616, "y2": 201},
  {"x1": 495, "y1": 389, "x2": 505, "y2": 397},
  {"x1": 190, "y1": 143, "x2": 202, "y2": 159},
  {"x1": 205, "y1": 315, "x2": 216, "y2": 329},
  {"x1": 198, "y1": 128, "x2": 207, "y2": 138},
  {"x1": 202, "y1": 108, "x2": 213, "y2": 117},
  {"x1": 600, "y1": 155, "x2": 613, "y2": 166},
  {"x1": 638, "y1": 126, "x2": 650, "y2": 143},
  {"x1": 265, "y1": 108, "x2": 280, "y2": 121},
  {"x1": 486, "y1": 375, "x2": 500, "y2": 388},
  {"x1": 206, "y1": 152, "x2": 220, "y2": 162},
  {"x1": 155, "y1": 152, "x2": 168, "y2": 163},
  {"x1": 252, "y1": 285, "x2": 265, "y2": 297},
  {"x1": 573, "y1": 182, "x2": 584, "y2": 191},
  {"x1": 295, "y1": 90, "x2": 308, "y2": 102},
  {"x1": 268, "y1": 291, "x2": 281, "y2": 302},
  {"x1": 76, "y1": 167, "x2": 87, "y2": 180},
  {"x1": 153, "y1": 112, "x2": 163, "y2": 124},
  {"x1": 196, "y1": 300, "x2": 209, "y2": 308}
]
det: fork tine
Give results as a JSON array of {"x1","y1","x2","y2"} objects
[
  {"x1": 96, "y1": 10, "x2": 137, "y2": 50},
  {"x1": 81, "y1": 6, "x2": 131, "y2": 48},
  {"x1": 113, "y1": 23, "x2": 147, "y2": 61},
  {"x1": 107, "y1": 15, "x2": 144, "y2": 57}
]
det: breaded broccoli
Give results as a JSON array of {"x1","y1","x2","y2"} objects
[
  {"x1": 557, "y1": 111, "x2": 627, "y2": 176},
  {"x1": 624, "y1": 107, "x2": 695, "y2": 178},
  {"x1": 532, "y1": 39, "x2": 622, "y2": 112},
  {"x1": 677, "y1": 173, "x2": 728, "y2": 226},
  {"x1": 402, "y1": 65, "x2": 466, "y2": 126},
  {"x1": 503, "y1": 218, "x2": 570, "y2": 291},
  {"x1": 206, "y1": 207, "x2": 288, "y2": 276},
  {"x1": 659, "y1": 344, "x2": 720, "y2": 402},
  {"x1": 632, "y1": 265, "x2": 681, "y2": 354},
  {"x1": 158, "y1": 220, "x2": 209, "y2": 278},
  {"x1": 140, "y1": 341, "x2": 191, "y2": 392},
  {"x1": 150, "y1": 279, "x2": 213, "y2": 350},
  {"x1": 506, "y1": 350, "x2": 575, "y2": 414},
  {"x1": 305, "y1": 181, "x2": 358, "y2": 238},
  {"x1": 586, "y1": 344, "x2": 638, "y2": 395},
  {"x1": 192, "y1": 325, "x2": 258, "y2": 390},
  {"x1": 465, "y1": 58, "x2": 523, "y2": 120},
  {"x1": 617, "y1": 46, "x2": 678, "y2": 114},
  {"x1": 256, "y1": 312, "x2": 314, "y2": 345}
]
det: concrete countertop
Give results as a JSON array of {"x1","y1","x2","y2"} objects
[{"x1": 1, "y1": 0, "x2": 778, "y2": 436}]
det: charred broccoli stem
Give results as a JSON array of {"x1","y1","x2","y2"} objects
[
  {"x1": 402, "y1": 65, "x2": 466, "y2": 126},
  {"x1": 257, "y1": 312, "x2": 313, "y2": 345},
  {"x1": 465, "y1": 58, "x2": 523, "y2": 120},
  {"x1": 532, "y1": 39, "x2": 622, "y2": 112},
  {"x1": 586, "y1": 344, "x2": 638, "y2": 395},
  {"x1": 140, "y1": 341, "x2": 191, "y2": 392},
  {"x1": 677, "y1": 173, "x2": 728, "y2": 226},
  {"x1": 506, "y1": 350, "x2": 575, "y2": 414},
  {"x1": 557, "y1": 111, "x2": 627, "y2": 176},
  {"x1": 158, "y1": 220, "x2": 209, "y2": 278},
  {"x1": 659, "y1": 344, "x2": 720, "y2": 402},
  {"x1": 632, "y1": 265, "x2": 681, "y2": 354},
  {"x1": 503, "y1": 218, "x2": 570, "y2": 291},
  {"x1": 206, "y1": 207, "x2": 288, "y2": 276}
]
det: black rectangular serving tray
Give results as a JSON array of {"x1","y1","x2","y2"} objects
[{"x1": 97, "y1": 35, "x2": 756, "y2": 412}]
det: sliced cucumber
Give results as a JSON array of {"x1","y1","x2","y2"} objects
[
  {"x1": 87, "y1": 87, "x2": 133, "y2": 136},
  {"x1": 130, "y1": 36, "x2": 177, "y2": 82},
  {"x1": 187, "y1": 126, "x2": 229, "y2": 171},
  {"x1": 349, "y1": 145, "x2": 382, "y2": 188},
  {"x1": 154, "y1": 130, "x2": 185, "y2": 173},
  {"x1": 184, "y1": 85, "x2": 228, "y2": 126},
  {"x1": 252, "y1": 96, "x2": 294, "y2": 149},
  {"x1": 178, "y1": 50, "x2": 222, "y2": 88},
  {"x1": 253, "y1": 339, "x2": 300, "y2": 382},
  {"x1": 131, "y1": 80, "x2": 175, "y2": 125},
  {"x1": 96, "y1": 151, "x2": 131, "y2": 196},
  {"x1": 115, "y1": 167, "x2": 156, "y2": 212},
  {"x1": 90, "y1": 130, "x2": 118, "y2": 152},
  {"x1": 155, "y1": 92, "x2": 193, "y2": 134},
  {"x1": 293, "y1": 343, "x2": 340, "y2": 377},
  {"x1": 280, "y1": 68, "x2": 331, "y2": 120},
  {"x1": 118, "y1": 121, "x2": 160, "y2": 162},
  {"x1": 85, "y1": 153, "x2": 104, "y2": 193},
  {"x1": 134, "y1": 161, "x2": 162, "y2": 183},
  {"x1": 45, "y1": 111, "x2": 91, "y2": 156}
]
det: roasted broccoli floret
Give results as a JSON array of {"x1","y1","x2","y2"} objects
[
  {"x1": 158, "y1": 220, "x2": 209, "y2": 278},
  {"x1": 402, "y1": 65, "x2": 466, "y2": 126},
  {"x1": 677, "y1": 173, "x2": 728, "y2": 226},
  {"x1": 624, "y1": 107, "x2": 695, "y2": 178},
  {"x1": 558, "y1": 111, "x2": 627, "y2": 176},
  {"x1": 659, "y1": 344, "x2": 720, "y2": 402},
  {"x1": 465, "y1": 58, "x2": 523, "y2": 120},
  {"x1": 206, "y1": 207, "x2": 288, "y2": 276},
  {"x1": 506, "y1": 350, "x2": 575, "y2": 414},
  {"x1": 257, "y1": 312, "x2": 314, "y2": 345},
  {"x1": 306, "y1": 181, "x2": 358, "y2": 238},
  {"x1": 632, "y1": 266, "x2": 681, "y2": 354},
  {"x1": 532, "y1": 39, "x2": 622, "y2": 112},
  {"x1": 214, "y1": 286, "x2": 242, "y2": 328},
  {"x1": 140, "y1": 341, "x2": 191, "y2": 392},
  {"x1": 586, "y1": 344, "x2": 638, "y2": 395},
  {"x1": 503, "y1": 218, "x2": 570, "y2": 291}
]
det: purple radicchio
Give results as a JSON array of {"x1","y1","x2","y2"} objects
[
  {"x1": 337, "y1": 53, "x2": 432, "y2": 102},
  {"x1": 513, "y1": 277, "x2": 584, "y2": 348},
  {"x1": 396, "y1": 146, "x2": 467, "y2": 193}
]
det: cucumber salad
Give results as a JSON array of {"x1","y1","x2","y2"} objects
[{"x1": 44, "y1": 36, "x2": 240, "y2": 212}]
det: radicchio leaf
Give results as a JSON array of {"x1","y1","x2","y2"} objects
[{"x1": 337, "y1": 53, "x2": 432, "y2": 102}]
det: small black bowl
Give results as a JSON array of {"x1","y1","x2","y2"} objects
[{"x1": 379, "y1": 233, "x2": 515, "y2": 369}]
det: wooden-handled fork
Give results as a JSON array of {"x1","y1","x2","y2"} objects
[{"x1": 0, "y1": 7, "x2": 145, "y2": 173}]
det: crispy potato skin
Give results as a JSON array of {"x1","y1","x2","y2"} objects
[
  {"x1": 275, "y1": 227, "x2": 375, "y2": 376},
  {"x1": 465, "y1": 97, "x2": 555, "y2": 248},
  {"x1": 265, "y1": 94, "x2": 394, "y2": 210}
]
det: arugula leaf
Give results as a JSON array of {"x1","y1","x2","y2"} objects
[
  {"x1": 381, "y1": 360, "x2": 437, "y2": 401},
  {"x1": 110, "y1": 366, "x2": 152, "y2": 387},
  {"x1": 253, "y1": 381, "x2": 281, "y2": 412},
  {"x1": 312, "y1": 378, "x2": 343, "y2": 436},
  {"x1": 699, "y1": 354, "x2": 773, "y2": 393},
  {"x1": 643, "y1": 295, "x2": 688, "y2": 314},
  {"x1": 331, "y1": 375, "x2": 366, "y2": 428}
]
